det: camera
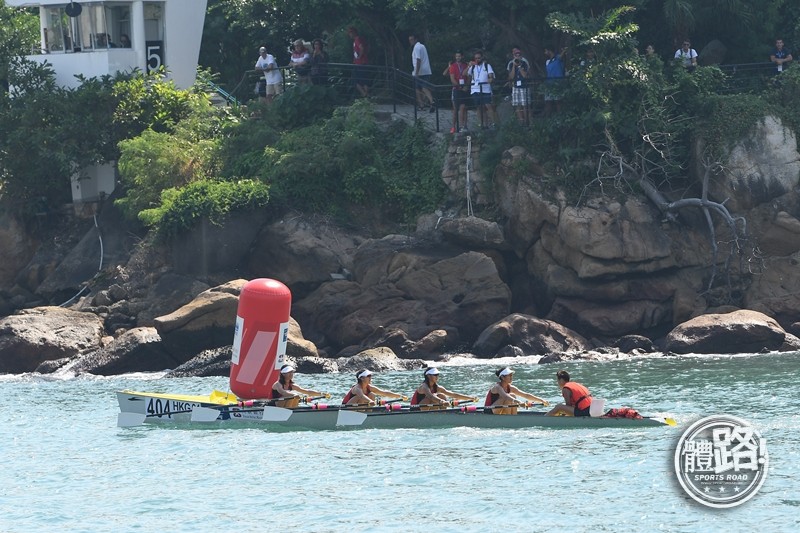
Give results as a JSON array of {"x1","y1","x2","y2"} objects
[{"x1": 514, "y1": 58, "x2": 520, "y2": 65}]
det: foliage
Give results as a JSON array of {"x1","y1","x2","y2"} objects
[
  {"x1": 693, "y1": 94, "x2": 775, "y2": 157},
  {"x1": 115, "y1": 130, "x2": 220, "y2": 221},
  {"x1": 261, "y1": 83, "x2": 339, "y2": 130},
  {"x1": 260, "y1": 99, "x2": 446, "y2": 221},
  {"x1": 0, "y1": 60, "x2": 121, "y2": 211},
  {"x1": 138, "y1": 179, "x2": 270, "y2": 238},
  {"x1": 0, "y1": 1, "x2": 38, "y2": 86}
]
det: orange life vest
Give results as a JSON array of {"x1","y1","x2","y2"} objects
[{"x1": 563, "y1": 382, "x2": 592, "y2": 411}]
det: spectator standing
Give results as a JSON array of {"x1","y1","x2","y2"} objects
[
  {"x1": 544, "y1": 46, "x2": 566, "y2": 115},
  {"x1": 771, "y1": 39, "x2": 793, "y2": 73},
  {"x1": 466, "y1": 50, "x2": 497, "y2": 129},
  {"x1": 674, "y1": 39, "x2": 698, "y2": 71},
  {"x1": 506, "y1": 47, "x2": 531, "y2": 125},
  {"x1": 446, "y1": 50, "x2": 469, "y2": 133},
  {"x1": 347, "y1": 26, "x2": 370, "y2": 97},
  {"x1": 255, "y1": 46, "x2": 282, "y2": 104},
  {"x1": 309, "y1": 38, "x2": 329, "y2": 85},
  {"x1": 290, "y1": 39, "x2": 311, "y2": 84},
  {"x1": 409, "y1": 33, "x2": 436, "y2": 112}
]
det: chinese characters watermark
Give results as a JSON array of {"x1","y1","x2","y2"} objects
[{"x1": 674, "y1": 415, "x2": 768, "y2": 508}]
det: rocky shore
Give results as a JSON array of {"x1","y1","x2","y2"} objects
[{"x1": 2, "y1": 114, "x2": 800, "y2": 377}]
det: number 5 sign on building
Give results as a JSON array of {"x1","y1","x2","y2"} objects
[{"x1": 146, "y1": 40, "x2": 165, "y2": 73}]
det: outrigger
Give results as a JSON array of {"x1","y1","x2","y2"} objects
[
  {"x1": 115, "y1": 279, "x2": 677, "y2": 432},
  {"x1": 116, "y1": 389, "x2": 676, "y2": 430}
]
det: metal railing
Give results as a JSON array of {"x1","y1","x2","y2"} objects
[{"x1": 207, "y1": 61, "x2": 790, "y2": 132}]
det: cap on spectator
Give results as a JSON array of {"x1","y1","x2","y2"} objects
[
  {"x1": 259, "y1": 46, "x2": 266, "y2": 53},
  {"x1": 512, "y1": 47, "x2": 522, "y2": 55}
]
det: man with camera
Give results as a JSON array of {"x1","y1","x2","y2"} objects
[{"x1": 507, "y1": 47, "x2": 531, "y2": 125}]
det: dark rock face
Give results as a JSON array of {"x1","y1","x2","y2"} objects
[
  {"x1": 167, "y1": 346, "x2": 232, "y2": 378},
  {"x1": 0, "y1": 307, "x2": 105, "y2": 373},
  {"x1": 472, "y1": 314, "x2": 591, "y2": 358},
  {"x1": 664, "y1": 310, "x2": 787, "y2": 354},
  {"x1": 70, "y1": 327, "x2": 178, "y2": 375},
  {"x1": 294, "y1": 240, "x2": 511, "y2": 354}
]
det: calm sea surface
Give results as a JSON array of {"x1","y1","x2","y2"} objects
[{"x1": 2, "y1": 352, "x2": 799, "y2": 533}]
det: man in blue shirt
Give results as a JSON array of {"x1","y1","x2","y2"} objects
[
  {"x1": 771, "y1": 39, "x2": 793, "y2": 73},
  {"x1": 544, "y1": 46, "x2": 565, "y2": 115}
]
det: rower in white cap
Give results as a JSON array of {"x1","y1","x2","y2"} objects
[
  {"x1": 485, "y1": 367, "x2": 549, "y2": 415},
  {"x1": 410, "y1": 367, "x2": 478, "y2": 410},
  {"x1": 342, "y1": 369, "x2": 407, "y2": 406},
  {"x1": 271, "y1": 364, "x2": 329, "y2": 408}
]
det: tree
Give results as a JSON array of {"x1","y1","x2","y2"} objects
[{"x1": 0, "y1": 1, "x2": 38, "y2": 89}]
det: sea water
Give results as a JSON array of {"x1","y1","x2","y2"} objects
[{"x1": 1, "y1": 352, "x2": 799, "y2": 533}]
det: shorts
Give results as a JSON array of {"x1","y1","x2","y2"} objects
[
  {"x1": 472, "y1": 92, "x2": 492, "y2": 106},
  {"x1": 265, "y1": 83, "x2": 283, "y2": 96},
  {"x1": 351, "y1": 64, "x2": 371, "y2": 87},
  {"x1": 414, "y1": 74, "x2": 433, "y2": 90},
  {"x1": 574, "y1": 405, "x2": 591, "y2": 417},
  {"x1": 511, "y1": 86, "x2": 529, "y2": 106},
  {"x1": 544, "y1": 79, "x2": 563, "y2": 101},
  {"x1": 451, "y1": 88, "x2": 469, "y2": 106}
]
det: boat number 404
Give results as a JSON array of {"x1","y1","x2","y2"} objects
[{"x1": 146, "y1": 398, "x2": 201, "y2": 417}]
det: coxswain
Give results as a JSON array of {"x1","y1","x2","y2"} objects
[
  {"x1": 485, "y1": 367, "x2": 549, "y2": 415},
  {"x1": 271, "y1": 364, "x2": 328, "y2": 408},
  {"x1": 410, "y1": 367, "x2": 478, "y2": 410},
  {"x1": 342, "y1": 369, "x2": 407, "y2": 406},
  {"x1": 545, "y1": 370, "x2": 593, "y2": 417}
]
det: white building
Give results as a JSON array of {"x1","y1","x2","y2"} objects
[{"x1": 7, "y1": 0, "x2": 208, "y2": 204}]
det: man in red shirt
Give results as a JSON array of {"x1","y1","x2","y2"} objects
[{"x1": 347, "y1": 26, "x2": 370, "y2": 97}]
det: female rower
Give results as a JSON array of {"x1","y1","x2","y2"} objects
[
  {"x1": 485, "y1": 367, "x2": 549, "y2": 415},
  {"x1": 546, "y1": 370, "x2": 593, "y2": 417},
  {"x1": 342, "y1": 369, "x2": 407, "y2": 406},
  {"x1": 271, "y1": 364, "x2": 328, "y2": 408},
  {"x1": 410, "y1": 367, "x2": 477, "y2": 410}
]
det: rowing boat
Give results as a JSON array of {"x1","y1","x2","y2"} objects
[{"x1": 116, "y1": 390, "x2": 676, "y2": 430}]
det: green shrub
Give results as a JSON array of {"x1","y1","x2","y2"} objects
[{"x1": 139, "y1": 179, "x2": 270, "y2": 238}]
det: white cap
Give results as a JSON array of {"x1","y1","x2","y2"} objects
[
  {"x1": 424, "y1": 367, "x2": 440, "y2": 376},
  {"x1": 498, "y1": 367, "x2": 515, "y2": 377},
  {"x1": 280, "y1": 365, "x2": 296, "y2": 374},
  {"x1": 357, "y1": 370, "x2": 373, "y2": 379},
  {"x1": 259, "y1": 46, "x2": 266, "y2": 52}
]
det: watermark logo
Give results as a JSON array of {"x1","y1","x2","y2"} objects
[{"x1": 674, "y1": 414, "x2": 768, "y2": 508}]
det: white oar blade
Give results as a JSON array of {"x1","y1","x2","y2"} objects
[
  {"x1": 191, "y1": 406, "x2": 223, "y2": 423},
  {"x1": 117, "y1": 412, "x2": 146, "y2": 427},
  {"x1": 336, "y1": 409, "x2": 368, "y2": 426},
  {"x1": 262, "y1": 406, "x2": 293, "y2": 422}
]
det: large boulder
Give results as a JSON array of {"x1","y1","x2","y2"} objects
[
  {"x1": 336, "y1": 346, "x2": 423, "y2": 373},
  {"x1": 154, "y1": 280, "x2": 246, "y2": 361},
  {"x1": 702, "y1": 116, "x2": 800, "y2": 212},
  {"x1": 245, "y1": 216, "x2": 361, "y2": 298},
  {"x1": 294, "y1": 244, "x2": 511, "y2": 352},
  {"x1": 664, "y1": 309, "x2": 787, "y2": 354},
  {"x1": 472, "y1": 313, "x2": 591, "y2": 358},
  {"x1": 70, "y1": 327, "x2": 178, "y2": 375},
  {"x1": 0, "y1": 307, "x2": 105, "y2": 373},
  {"x1": 744, "y1": 252, "x2": 800, "y2": 327}
]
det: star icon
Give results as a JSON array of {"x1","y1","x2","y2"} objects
[
  {"x1": 704, "y1": 487, "x2": 710, "y2": 493},
  {"x1": 720, "y1": 487, "x2": 726, "y2": 493},
  {"x1": 734, "y1": 487, "x2": 740, "y2": 492}
]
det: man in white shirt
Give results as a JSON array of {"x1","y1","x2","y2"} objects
[
  {"x1": 255, "y1": 46, "x2": 283, "y2": 104},
  {"x1": 674, "y1": 40, "x2": 698, "y2": 71},
  {"x1": 466, "y1": 50, "x2": 497, "y2": 129},
  {"x1": 409, "y1": 33, "x2": 436, "y2": 112}
]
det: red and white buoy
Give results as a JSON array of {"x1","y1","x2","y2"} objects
[{"x1": 229, "y1": 278, "x2": 292, "y2": 399}]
